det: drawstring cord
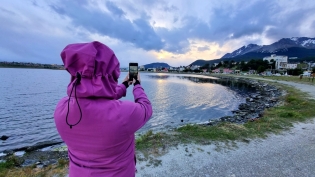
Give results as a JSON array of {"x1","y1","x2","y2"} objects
[{"x1": 66, "y1": 72, "x2": 82, "y2": 129}]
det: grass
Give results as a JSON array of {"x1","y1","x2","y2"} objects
[
  {"x1": 135, "y1": 81, "x2": 315, "y2": 154},
  {"x1": 0, "y1": 157, "x2": 68, "y2": 177},
  {"x1": 245, "y1": 75, "x2": 315, "y2": 85}
]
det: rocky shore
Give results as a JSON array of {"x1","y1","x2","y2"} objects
[
  {"x1": 0, "y1": 76, "x2": 283, "y2": 171},
  {"x1": 0, "y1": 144, "x2": 68, "y2": 169},
  {"x1": 201, "y1": 76, "x2": 282, "y2": 126}
]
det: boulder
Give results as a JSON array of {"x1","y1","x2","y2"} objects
[{"x1": 0, "y1": 135, "x2": 9, "y2": 141}]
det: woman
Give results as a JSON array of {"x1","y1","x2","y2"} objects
[{"x1": 54, "y1": 41, "x2": 152, "y2": 177}]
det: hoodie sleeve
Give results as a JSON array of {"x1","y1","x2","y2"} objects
[
  {"x1": 115, "y1": 83, "x2": 127, "y2": 99},
  {"x1": 123, "y1": 85, "x2": 153, "y2": 134}
]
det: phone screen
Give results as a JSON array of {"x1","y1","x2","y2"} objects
[{"x1": 129, "y1": 63, "x2": 138, "y2": 81}]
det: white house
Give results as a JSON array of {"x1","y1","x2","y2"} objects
[
  {"x1": 147, "y1": 68, "x2": 156, "y2": 72},
  {"x1": 190, "y1": 65, "x2": 200, "y2": 70},
  {"x1": 120, "y1": 67, "x2": 128, "y2": 72},
  {"x1": 263, "y1": 54, "x2": 288, "y2": 70},
  {"x1": 139, "y1": 65, "x2": 145, "y2": 71},
  {"x1": 286, "y1": 63, "x2": 298, "y2": 69},
  {"x1": 178, "y1": 66, "x2": 185, "y2": 71}
]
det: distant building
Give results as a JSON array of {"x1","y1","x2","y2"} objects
[
  {"x1": 139, "y1": 65, "x2": 145, "y2": 71},
  {"x1": 190, "y1": 65, "x2": 200, "y2": 70},
  {"x1": 161, "y1": 68, "x2": 168, "y2": 72},
  {"x1": 179, "y1": 67, "x2": 185, "y2": 71},
  {"x1": 222, "y1": 68, "x2": 233, "y2": 74},
  {"x1": 263, "y1": 54, "x2": 288, "y2": 70},
  {"x1": 147, "y1": 68, "x2": 156, "y2": 72},
  {"x1": 286, "y1": 63, "x2": 298, "y2": 69},
  {"x1": 120, "y1": 67, "x2": 128, "y2": 72},
  {"x1": 212, "y1": 69, "x2": 220, "y2": 73}
]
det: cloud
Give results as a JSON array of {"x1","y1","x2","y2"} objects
[
  {"x1": 0, "y1": 7, "x2": 16, "y2": 15},
  {"x1": 105, "y1": 1, "x2": 125, "y2": 17},
  {"x1": 50, "y1": 1, "x2": 165, "y2": 51},
  {"x1": 1, "y1": 0, "x2": 315, "y2": 66},
  {"x1": 49, "y1": 4, "x2": 66, "y2": 15},
  {"x1": 197, "y1": 45, "x2": 210, "y2": 51}
]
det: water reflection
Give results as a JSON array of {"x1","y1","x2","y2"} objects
[
  {"x1": 130, "y1": 73, "x2": 256, "y2": 133},
  {"x1": 146, "y1": 74, "x2": 170, "y2": 80},
  {"x1": 177, "y1": 75, "x2": 256, "y2": 96}
]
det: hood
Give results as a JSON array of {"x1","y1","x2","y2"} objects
[{"x1": 61, "y1": 41, "x2": 120, "y2": 99}]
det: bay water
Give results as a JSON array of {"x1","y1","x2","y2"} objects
[{"x1": 0, "y1": 68, "x2": 254, "y2": 152}]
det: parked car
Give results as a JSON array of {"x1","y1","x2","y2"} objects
[{"x1": 301, "y1": 71, "x2": 311, "y2": 77}]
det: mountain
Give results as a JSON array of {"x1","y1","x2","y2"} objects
[
  {"x1": 190, "y1": 37, "x2": 315, "y2": 66},
  {"x1": 221, "y1": 44, "x2": 261, "y2": 58},
  {"x1": 144, "y1": 62, "x2": 170, "y2": 69},
  {"x1": 221, "y1": 37, "x2": 315, "y2": 59}
]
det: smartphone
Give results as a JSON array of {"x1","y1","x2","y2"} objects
[{"x1": 129, "y1": 63, "x2": 138, "y2": 81}]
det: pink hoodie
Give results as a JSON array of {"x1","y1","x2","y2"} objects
[{"x1": 54, "y1": 41, "x2": 152, "y2": 177}]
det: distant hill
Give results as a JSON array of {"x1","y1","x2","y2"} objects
[
  {"x1": 144, "y1": 62, "x2": 170, "y2": 68},
  {"x1": 190, "y1": 37, "x2": 315, "y2": 66}
]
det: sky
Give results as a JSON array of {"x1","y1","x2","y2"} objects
[{"x1": 1, "y1": 0, "x2": 315, "y2": 67}]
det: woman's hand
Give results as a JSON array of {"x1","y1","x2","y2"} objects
[
  {"x1": 123, "y1": 73, "x2": 133, "y2": 86},
  {"x1": 133, "y1": 73, "x2": 141, "y2": 85},
  {"x1": 125, "y1": 73, "x2": 133, "y2": 85}
]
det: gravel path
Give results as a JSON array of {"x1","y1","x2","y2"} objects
[
  {"x1": 247, "y1": 77, "x2": 315, "y2": 99},
  {"x1": 136, "y1": 79, "x2": 315, "y2": 177}
]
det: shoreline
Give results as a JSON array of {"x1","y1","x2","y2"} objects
[{"x1": 1, "y1": 74, "x2": 315, "y2": 176}]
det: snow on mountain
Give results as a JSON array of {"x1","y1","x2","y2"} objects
[
  {"x1": 301, "y1": 39, "x2": 315, "y2": 47},
  {"x1": 221, "y1": 44, "x2": 261, "y2": 58},
  {"x1": 221, "y1": 37, "x2": 315, "y2": 59}
]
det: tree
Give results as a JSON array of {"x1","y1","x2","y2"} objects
[
  {"x1": 223, "y1": 61, "x2": 229, "y2": 67},
  {"x1": 193, "y1": 68, "x2": 201, "y2": 73},
  {"x1": 240, "y1": 61, "x2": 246, "y2": 71},
  {"x1": 257, "y1": 66, "x2": 265, "y2": 73},
  {"x1": 287, "y1": 68, "x2": 303, "y2": 76},
  {"x1": 216, "y1": 62, "x2": 222, "y2": 68},
  {"x1": 200, "y1": 63, "x2": 210, "y2": 70}
]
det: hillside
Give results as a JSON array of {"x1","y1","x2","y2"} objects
[
  {"x1": 191, "y1": 37, "x2": 315, "y2": 66},
  {"x1": 221, "y1": 37, "x2": 315, "y2": 59},
  {"x1": 144, "y1": 62, "x2": 170, "y2": 68}
]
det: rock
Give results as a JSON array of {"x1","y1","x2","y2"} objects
[
  {"x1": 25, "y1": 141, "x2": 63, "y2": 152},
  {"x1": 3, "y1": 150, "x2": 14, "y2": 155},
  {"x1": 0, "y1": 135, "x2": 9, "y2": 141},
  {"x1": 238, "y1": 103, "x2": 248, "y2": 110},
  {"x1": 36, "y1": 164, "x2": 44, "y2": 168}
]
